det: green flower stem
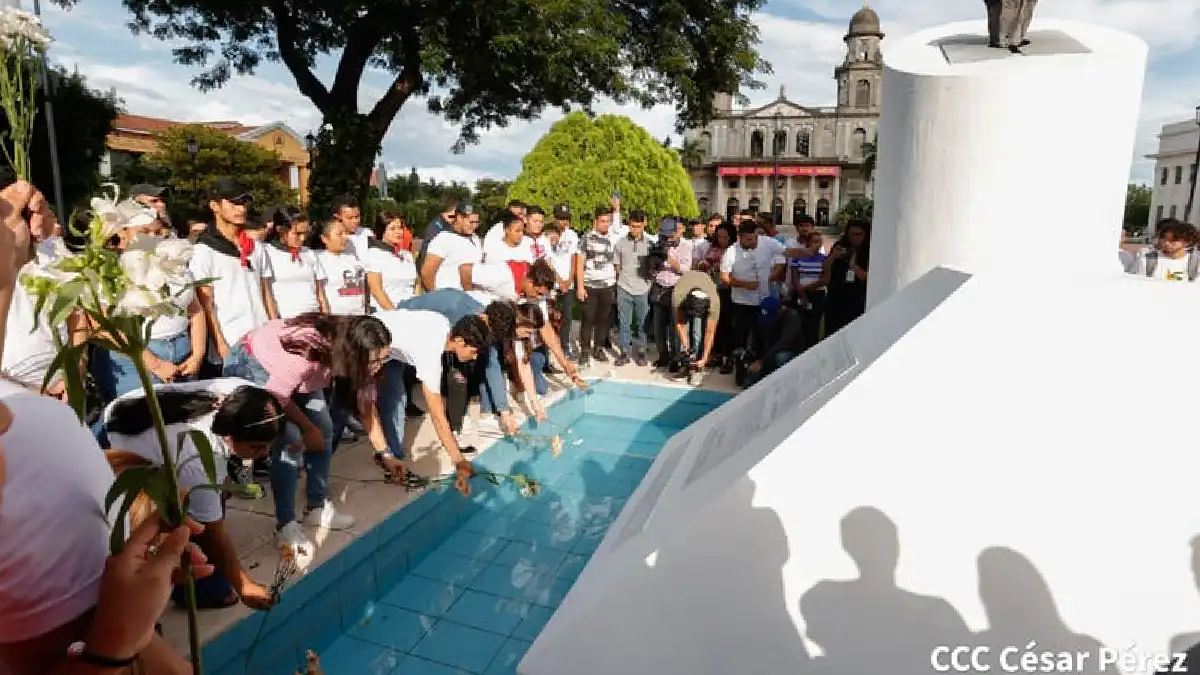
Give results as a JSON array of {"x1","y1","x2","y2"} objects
[{"x1": 132, "y1": 359, "x2": 203, "y2": 675}]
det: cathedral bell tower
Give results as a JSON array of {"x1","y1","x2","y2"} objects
[{"x1": 835, "y1": 1, "x2": 885, "y2": 113}]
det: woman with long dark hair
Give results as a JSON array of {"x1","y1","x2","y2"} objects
[
  {"x1": 103, "y1": 379, "x2": 284, "y2": 611},
  {"x1": 364, "y1": 210, "x2": 418, "y2": 310},
  {"x1": 222, "y1": 312, "x2": 393, "y2": 551},
  {"x1": 822, "y1": 219, "x2": 871, "y2": 337},
  {"x1": 261, "y1": 205, "x2": 329, "y2": 318},
  {"x1": 503, "y1": 303, "x2": 550, "y2": 414}
]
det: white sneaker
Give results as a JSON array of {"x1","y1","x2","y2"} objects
[
  {"x1": 303, "y1": 501, "x2": 356, "y2": 530},
  {"x1": 275, "y1": 521, "x2": 314, "y2": 556}
]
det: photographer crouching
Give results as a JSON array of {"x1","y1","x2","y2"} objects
[
  {"x1": 647, "y1": 217, "x2": 692, "y2": 371},
  {"x1": 669, "y1": 271, "x2": 722, "y2": 384}
]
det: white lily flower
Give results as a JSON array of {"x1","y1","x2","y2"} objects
[
  {"x1": 89, "y1": 197, "x2": 157, "y2": 240},
  {"x1": 119, "y1": 249, "x2": 168, "y2": 293},
  {"x1": 113, "y1": 285, "x2": 176, "y2": 319}
]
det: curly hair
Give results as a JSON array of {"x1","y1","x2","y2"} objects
[
  {"x1": 483, "y1": 301, "x2": 517, "y2": 343},
  {"x1": 527, "y1": 259, "x2": 557, "y2": 292},
  {"x1": 450, "y1": 314, "x2": 492, "y2": 350}
]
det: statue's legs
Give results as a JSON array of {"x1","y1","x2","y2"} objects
[
  {"x1": 1015, "y1": 0, "x2": 1038, "y2": 46},
  {"x1": 985, "y1": 0, "x2": 1004, "y2": 47},
  {"x1": 997, "y1": 0, "x2": 1025, "y2": 48}
]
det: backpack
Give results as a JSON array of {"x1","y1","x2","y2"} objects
[{"x1": 1143, "y1": 248, "x2": 1200, "y2": 281}]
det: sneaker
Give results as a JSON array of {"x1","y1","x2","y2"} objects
[
  {"x1": 614, "y1": 354, "x2": 631, "y2": 367},
  {"x1": 303, "y1": 501, "x2": 355, "y2": 530},
  {"x1": 634, "y1": 353, "x2": 648, "y2": 367},
  {"x1": 719, "y1": 356, "x2": 734, "y2": 375},
  {"x1": 653, "y1": 358, "x2": 669, "y2": 369},
  {"x1": 275, "y1": 521, "x2": 314, "y2": 555},
  {"x1": 592, "y1": 348, "x2": 609, "y2": 363}
]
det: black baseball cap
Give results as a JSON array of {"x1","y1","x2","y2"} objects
[
  {"x1": 210, "y1": 178, "x2": 253, "y2": 203},
  {"x1": 552, "y1": 203, "x2": 571, "y2": 220},
  {"x1": 129, "y1": 183, "x2": 166, "y2": 199}
]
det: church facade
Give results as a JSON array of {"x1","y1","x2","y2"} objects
[{"x1": 683, "y1": 6, "x2": 884, "y2": 227}]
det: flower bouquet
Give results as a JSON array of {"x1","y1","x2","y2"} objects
[
  {"x1": 22, "y1": 185, "x2": 221, "y2": 675},
  {"x1": 402, "y1": 469, "x2": 543, "y2": 499},
  {"x1": 0, "y1": 7, "x2": 51, "y2": 181}
]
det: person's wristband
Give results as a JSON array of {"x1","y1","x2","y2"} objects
[{"x1": 68, "y1": 641, "x2": 136, "y2": 668}]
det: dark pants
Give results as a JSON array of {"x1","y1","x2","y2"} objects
[
  {"x1": 799, "y1": 290, "x2": 827, "y2": 351},
  {"x1": 652, "y1": 285, "x2": 678, "y2": 362},
  {"x1": 729, "y1": 303, "x2": 760, "y2": 355},
  {"x1": 825, "y1": 295, "x2": 864, "y2": 337},
  {"x1": 555, "y1": 291, "x2": 576, "y2": 355},
  {"x1": 714, "y1": 287, "x2": 734, "y2": 359},
  {"x1": 580, "y1": 285, "x2": 616, "y2": 355},
  {"x1": 441, "y1": 354, "x2": 470, "y2": 433}
]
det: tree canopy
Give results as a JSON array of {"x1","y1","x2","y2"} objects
[
  {"x1": 509, "y1": 112, "x2": 699, "y2": 227},
  {"x1": 51, "y1": 0, "x2": 769, "y2": 217},
  {"x1": 1124, "y1": 183, "x2": 1151, "y2": 233}
]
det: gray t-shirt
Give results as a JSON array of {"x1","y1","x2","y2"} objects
[{"x1": 613, "y1": 234, "x2": 653, "y2": 296}]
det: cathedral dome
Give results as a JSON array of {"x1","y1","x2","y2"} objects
[{"x1": 848, "y1": 6, "x2": 883, "y2": 36}]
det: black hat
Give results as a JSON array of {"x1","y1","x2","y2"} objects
[
  {"x1": 552, "y1": 203, "x2": 571, "y2": 220},
  {"x1": 455, "y1": 201, "x2": 475, "y2": 215},
  {"x1": 129, "y1": 183, "x2": 166, "y2": 199},
  {"x1": 210, "y1": 178, "x2": 253, "y2": 202},
  {"x1": 680, "y1": 289, "x2": 711, "y2": 318}
]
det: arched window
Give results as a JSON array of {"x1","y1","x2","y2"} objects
[
  {"x1": 795, "y1": 129, "x2": 811, "y2": 157},
  {"x1": 750, "y1": 131, "x2": 765, "y2": 159},
  {"x1": 726, "y1": 197, "x2": 739, "y2": 223},
  {"x1": 851, "y1": 128, "x2": 868, "y2": 160},
  {"x1": 855, "y1": 79, "x2": 872, "y2": 108},
  {"x1": 816, "y1": 198, "x2": 831, "y2": 228},
  {"x1": 698, "y1": 197, "x2": 710, "y2": 216},
  {"x1": 773, "y1": 130, "x2": 787, "y2": 157},
  {"x1": 748, "y1": 197, "x2": 762, "y2": 214},
  {"x1": 793, "y1": 198, "x2": 807, "y2": 223}
]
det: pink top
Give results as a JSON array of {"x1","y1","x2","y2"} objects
[
  {"x1": 245, "y1": 320, "x2": 332, "y2": 399},
  {"x1": 654, "y1": 238, "x2": 693, "y2": 287}
]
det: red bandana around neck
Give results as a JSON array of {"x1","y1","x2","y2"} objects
[
  {"x1": 289, "y1": 246, "x2": 301, "y2": 262},
  {"x1": 507, "y1": 260, "x2": 530, "y2": 291},
  {"x1": 237, "y1": 231, "x2": 255, "y2": 268}
]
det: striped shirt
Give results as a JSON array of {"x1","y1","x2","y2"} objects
[
  {"x1": 581, "y1": 230, "x2": 617, "y2": 288},
  {"x1": 790, "y1": 253, "x2": 827, "y2": 283},
  {"x1": 245, "y1": 320, "x2": 332, "y2": 400}
]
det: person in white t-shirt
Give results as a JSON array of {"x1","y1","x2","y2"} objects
[
  {"x1": 721, "y1": 222, "x2": 786, "y2": 353},
  {"x1": 331, "y1": 195, "x2": 373, "y2": 256},
  {"x1": 313, "y1": 219, "x2": 369, "y2": 315},
  {"x1": 103, "y1": 378, "x2": 284, "y2": 611},
  {"x1": 363, "y1": 212, "x2": 418, "y2": 310},
  {"x1": 262, "y1": 206, "x2": 329, "y2": 318},
  {"x1": 190, "y1": 178, "x2": 274, "y2": 371},
  {"x1": 544, "y1": 208, "x2": 581, "y2": 356},
  {"x1": 1130, "y1": 219, "x2": 1199, "y2": 282},
  {"x1": 525, "y1": 205, "x2": 551, "y2": 260},
  {"x1": 481, "y1": 201, "x2": 526, "y2": 251},
  {"x1": 372, "y1": 310, "x2": 492, "y2": 484},
  {"x1": 420, "y1": 202, "x2": 483, "y2": 291},
  {"x1": 482, "y1": 212, "x2": 534, "y2": 264}
]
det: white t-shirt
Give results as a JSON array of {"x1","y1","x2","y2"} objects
[
  {"x1": 362, "y1": 245, "x2": 418, "y2": 309},
  {"x1": 103, "y1": 378, "x2": 252, "y2": 524},
  {"x1": 547, "y1": 230, "x2": 579, "y2": 281},
  {"x1": 318, "y1": 250, "x2": 368, "y2": 315},
  {"x1": 467, "y1": 261, "x2": 521, "y2": 304},
  {"x1": 345, "y1": 228, "x2": 374, "y2": 258},
  {"x1": 426, "y1": 231, "x2": 483, "y2": 290},
  {"x1": 1, "y1": 276, "x2": 65, "y2": 388},
  {"x1": 527, "y1": 235, "x2": 551, "y2": 261},
  {"x1": 264, "y1": 244, "x2": 326, "y2": 318},
  {"x1": 189, "y1": 240, "x2": 273, "y2": 361},
  {"x1": 483, "y1": 234, "x2": 534, "y2": 264},
  {"x1": 375, "y1": 309, "x2": 451, "y2": 393},
  {"x1": 721, "y1": 238, "x2": 785, "y2": 306},
  {"x1": 0, "y1": 380, "x2": 113, "y2": 642}
]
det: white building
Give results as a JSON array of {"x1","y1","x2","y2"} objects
[
  {"x1": 1146, "y1": 116, "x2": 1200, "y2": 232},
  {"x1": 681, "y1": 7, "x2": 883, "y2": 228}
]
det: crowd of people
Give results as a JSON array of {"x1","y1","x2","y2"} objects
[{"x1": 0, "y1": 170, "x2": 878, "y2": 673}]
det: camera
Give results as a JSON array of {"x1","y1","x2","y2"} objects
[{"x1": 644, "y1": 240, "x2": 669, "y2": 276}]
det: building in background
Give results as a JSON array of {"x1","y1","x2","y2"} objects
[
  {"x1": 1147, "y1": 117, "x2": 1200, "y2": 234},
  {"x1": 682, "y1": 6, "x2": 883, "y2": 228},
  {"x1": 103, "y1": 113, "x2": 313, "y2": 203}
]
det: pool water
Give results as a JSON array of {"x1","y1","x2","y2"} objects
[{"x1": 201, "y1": 381, "x2": 731, "y2": 675}]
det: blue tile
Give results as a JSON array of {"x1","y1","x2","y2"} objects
[
  {"x1": 399, "y1": 654, "x2": 473, "y2": 674},
  {"x1": 281, "y1": 553, "x2": 343, "y2": 614},
  {"x1": 444, "y1": 589, "x2": 531, "y2": 635},
  {"x1": 511, "y1": 604, "x2": 556, "y2": 641},
  {"x1": 413, "y1": 619, "x2": 508, "y2": 673},
  {"x1": 459, "y1": 508, "x2": 518, "y2": 537},
  {"x1": 494, "y1": 541, "x2": 568, "y2": 572},
  {"x1": 242, "y1": 623, "x2": 301, "y2": 675},
  {"x1": 287, "y1": 586, "x2": 345, "y2": 657},
  {"x1": 555, "y1": 554, "x2": 588, "y2": 582},
  {"x1": 411, "y1": 550, "x2": 488, "y2": 586},
  {"x1": 201, "y1": 611, "x2": 265, "y2": 673},
  {"x1": 378, "y1": 574, "x2": 464, "y2": 616},
  {"x1": 339, "y1": 560, "x2": 378, "y2": 630},
  {"x1": 346, "y1": 603, "x2": 436, "y2": 651},
  {"x1": 375, "y1": 489, "x2": 441, "y2": 542},
  {"x1": 507, "y1": 519, "x2": 579, "y2": 552},
  {"x1": 373, "y1": 530, "x2": 413, "y2": 592},
  {"x1": 470, "y1": 563, "x2": 575, "y2": 607},
  {"x1": 484, "y1": 638, "x2": 532, "y2": 675},
  {"x1": 336, "y1": 526, "x2": 380, "y2": 572},
  {"x1": 318, "y1": 635, "x2": 403, "y2": 674},
  {"x1": 436, "y1": 530, "x2": 505, "y2": 561}
]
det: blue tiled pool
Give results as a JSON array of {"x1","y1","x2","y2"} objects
[{"x1": 202, "y1": 380, "x2": 732, "y2": 675}]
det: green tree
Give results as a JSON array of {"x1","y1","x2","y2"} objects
[
  {"x1": 839, "y1": 197, "x2": 873, "y2": 222},
  {"x1": 51, "y1": 0, "x2": 769, "y2": 220},
  {"x1": 138, "y1": 124, "x2": 293, "y2": 219},
  {"x1": 0, "y1": 65, "x2": 119, "y2": 215},
  {"x1": 678, "y1": 138, "x2": 704, "y2": 169},
  {"x1": 474, "y1": 177, "x2": 512, "y2": 224},
  {"x1": 861, "y1": 140, "x2": 878, "y2": 182},
  {"x1": 1124, "y1": 183, "x2": 1152, "y2": 234},
  {"x1": 509, "y1": 112, "x2": 699, "y2": 228}
]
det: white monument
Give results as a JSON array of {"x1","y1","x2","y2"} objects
[{"x1": 520, "y1": 20, "x2": 1200, "y2": 675}]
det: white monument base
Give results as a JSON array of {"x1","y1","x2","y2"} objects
[{"x1": 519, "y1": 19, "x2": 1180, "y2": 675}]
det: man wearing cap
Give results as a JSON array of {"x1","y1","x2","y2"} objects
[
  {"x1": 130, "y1": 183, "x2": 171, "y2": 235},
  {"x1": 611, "y1": 210, "x2": 653, "y2": 367},
  {"x1": 420, "y1": 202, "x2": 482, "y2": 292},
  {"x1": 190, "y1": 177, "x2": 273, "y2": 376},
  {"x1": 744, "y1": 297, "x2": 804, "y2": 387},
  {"x1": 671, "y1": 270, "x2": 721, "y2": 375},
  {"x1": 545, "y1": 203, "x2": 580, "y2": 357},
  {"x1": 650, "y1": 216, "x2": 692, "y2": 369}
]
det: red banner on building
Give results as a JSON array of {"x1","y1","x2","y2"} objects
[{"x1": 717, "y1": 165, "x2": 840, "y2": 177}]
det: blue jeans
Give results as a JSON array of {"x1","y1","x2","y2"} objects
[
  {"x1": 529, "y1": 346, "x2": 549, "y2": 396},
  {"x1": 616, "y1": 288, "x2": 650, "y2": 354},
  {"x1": 477, "y1": 344, "x2": 514, "y2": 415},
  {"x1": 745, "y1": 350, "x2": 797, "y2": 387},
  {"x1": 92, "y1": 332, "x2": 194, "y2": 402},
  {"x1": 377, "y1": 360, "x2": 412, "y2": 460},
  {"x1": 222, "y1": 343, "x2": 334, "y2": 528}
]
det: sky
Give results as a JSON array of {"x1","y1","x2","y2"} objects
[{"x1": 31, "y1": 0, "x2": 1200, "y2": 188}]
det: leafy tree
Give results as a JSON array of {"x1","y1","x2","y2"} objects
[
  {"x1": 839, "y1": 197, "x2": 873, "y2": 222},
  {"x1": 0, "y1": 65, "x2": 119, "y2": 215},
  {"x1": 1124, "y1": 183, "x2": 1152, "y2": 233},
  {"x1": 678, "y1": 138, "x2": 704, "y2": 169},
  {"x1": 861, "y1": 140, "x2": 878, "y2": 182},
  {"x1": 51, "y1": 0, "x2": 769, "y2": 220},
  {"x1": 137, "y1": 124, "x2": 293, "y2": 219},
  {"x1": 509, "y1": 112, "x2": 699, "y2": 228}
]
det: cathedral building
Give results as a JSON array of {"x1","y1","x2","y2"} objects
[{"x1": 683, "y1": 6, "x2": 884, "y2": 227}]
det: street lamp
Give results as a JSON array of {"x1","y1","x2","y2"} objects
[
  {"x1": 772, "y1": 110, "x2": 781, "y2": 225},
  {"x1": 305, "y1": 133, "x2": 317, "y2": 207},
  {"x1": 1187, "y1": 105, "x2": 1200, "y2": 225},
  {"x1": 185, "y1": 135, "x2": 199, "y2": 209}
]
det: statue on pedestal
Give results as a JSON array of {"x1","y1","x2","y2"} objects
[{"x1": 985, "y1": 0, "x2": 1039, "y2": 53}]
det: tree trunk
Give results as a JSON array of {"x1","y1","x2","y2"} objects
[{"x1": 306, "y1": 107, "x2": 384, "y2": 221}]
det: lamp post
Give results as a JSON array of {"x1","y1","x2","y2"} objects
[
  {"x1": 305, "y1": 132, "x2": 317, "y2": 206},
  {"x1": 185, "y1": 135, "x2": 198, "y2": 210},
  {"x1": 772, "y1": 110, "x2": 781, "y2": 225},
  {"x1": 1187, "y1": 105, "x2": 1200, "y2": 226}
]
